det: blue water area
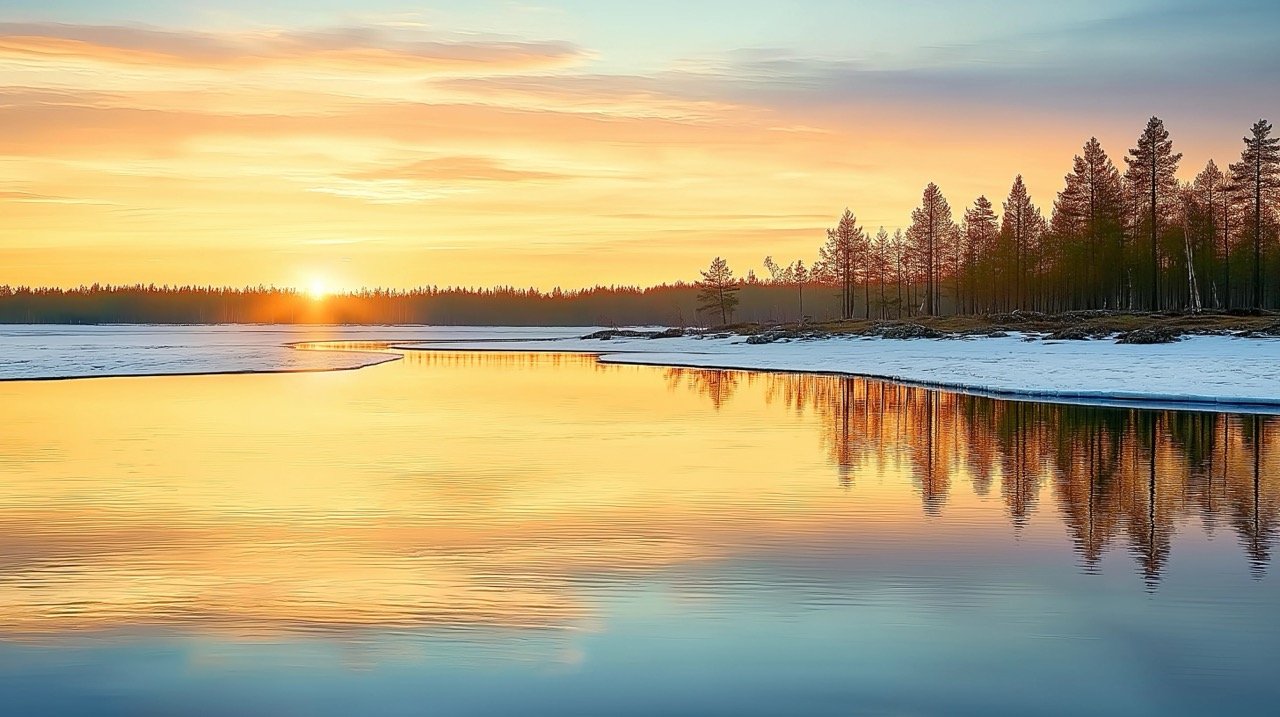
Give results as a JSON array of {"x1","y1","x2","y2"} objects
[{"x1": 0, "y1": 350, "x2": 1276, "y2": 716}]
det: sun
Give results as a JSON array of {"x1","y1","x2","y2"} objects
[{"x1": 305, "y1": 276, "x2": 330, "y2": 301}]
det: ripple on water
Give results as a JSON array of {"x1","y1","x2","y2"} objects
[{"x1": 0, "y1": 350, "x2": 1277, "y2": 715}]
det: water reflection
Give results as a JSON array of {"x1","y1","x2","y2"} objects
[
  {"x1": 0, "y1": 351, "x2": 1275, "y2": 638},
  {"x1": 3, "y1": 350, "x2": 1280, "y2": 715},
  {"x1": 666, "y1": 366, "x2": 1279, "y2": 584}
]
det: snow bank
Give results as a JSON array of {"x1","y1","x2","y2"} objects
[
  {"x1": 391, "y1": 332, "x2": 1280, "y2": 412},
  {"x1": 0, "y1": 325, "x2": 594, "y2": 381},
  {"x1": 5, "y1": 325, "x2": 1278, "y2": 413}
]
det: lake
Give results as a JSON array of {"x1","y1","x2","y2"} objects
[{"x1": 1, "y1": 348, "x2": 1277, "y2": 716}]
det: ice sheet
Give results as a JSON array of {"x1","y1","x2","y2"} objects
[
  {"x1": 0, "y1": 325, "x2": 593, "y2": 380},
  {"x1": 4, "y1": 325, "x2": 1278, "y2": 413},
  {"x1": 392, "y1": 332, "x2": 1280, "y2": 412}
]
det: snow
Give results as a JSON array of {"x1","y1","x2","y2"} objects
[
  {"x1": 0, "y1": 325, "x2": 594, "y2": 381},
  {"x1": 3, "y1": 324, "x2": 1278, "y2": 413},
  {"x1": 389, "y1": 332, "x2": 1280, "y2": 413}
]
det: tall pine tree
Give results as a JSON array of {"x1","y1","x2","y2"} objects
[
  {"x1": 817, "y1": 209, "x2": 866, "y2": 320},
  {"x1": 696, "y1": 256, "x2": 740, "y2": 325},
  {"x1": 907, "y1": 184, "x2": 955, "y2": 316},
  {"x1": 1189, "y1": 160, "x2": 1225, "y2": 308},
  {"x1": 1229, "y1": 119, "x2": 1280, "y2": 309},
  {"x1": 962, "y1": 195, "x2": 999, "y2": 313},
  {"x1": 1124, "y1": 117, "x2": 1182, "y2": 310},
  {"x1": 1052, "y1": 138, "x2": 1124, "y2": 308},
  {"x1": 1000, "y1": 175, "x2": 1045, "y2": 311}
]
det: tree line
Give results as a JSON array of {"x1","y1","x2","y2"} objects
[
  {"x1": 0, "y1": 282, "x2": 842, "y2": 326},
  {"x1": 698, "y1": 117, "x2": 1280, "y2": 322}
]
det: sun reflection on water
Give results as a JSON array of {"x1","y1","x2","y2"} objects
[{"x1": 0, "y1": 351, "x2": 1275, "y2": 645}]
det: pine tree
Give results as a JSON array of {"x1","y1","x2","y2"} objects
[
  {"x1": 962, "y1": 195, "x2": 999, "y2": 313},
  {"x1": 1176, "y1": 181, "x2": 1203, "y2": 312},
  {"x1": 1052, "y1": 138, "x2": 1124, "y2": 308},
  {"x1": 817, "y1": 209, "x2": 867, "y2": 319},
  {"x1": 763, "y1": 255, "x2": 785, "y2": 283},
  {"x1": 907, "y1": 183, "x2": 955, "y2": 315},
  {"x1": 791, "y1": 260, "x2": 808, "y2": 321},
  {"x1": 1000, "y1": 175, "x2": 1045, "y2": 311},
  {"x1": 1189, "y1": 160, "x2": 1225, "y2": 307},
  {"x1": 1229, "y1": 119, "x2": 1280, "y2": 310},
  {"x1": 1219, "y1": 168, "x2": 1249, "y2": 308},
  {"x1": 1124, "y1": 117, "x2": 1182, "y2": 310},
  {"x1": 890, "y1": 229, "x2": 907, "y2": 318},
  {"x1": 696, "y1": 256, "x2": 740, "y2": 325}
]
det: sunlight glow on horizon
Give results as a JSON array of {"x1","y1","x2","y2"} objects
[
  {"x1": 0, "y1": 1, "x2": 1276, "y2": 289},
  {"x1": 306, "y1": 276, "x2": 331, "y2": 300}
]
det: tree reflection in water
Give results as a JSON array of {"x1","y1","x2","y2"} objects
[{"x1": 668, "y1": 366, "x2": 1279, "y2": 585}]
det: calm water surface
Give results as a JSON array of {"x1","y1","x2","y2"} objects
[{"x1": 1, "y1": 350, "x2": 1277, "y2": 716}]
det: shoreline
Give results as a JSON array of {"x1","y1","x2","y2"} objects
[
  {"x1": 385, "y1": 329, "x2": 1280, "y2": 415},
  {"x1": 0, "y1": 354, "x2": 402, "y2": 383},
  {"x1": 379, "y1": 342, "x2": 1280, "y2": 415},
  {"x1": 3, "y1": 324, "x2": 1279, "y2": 415}
]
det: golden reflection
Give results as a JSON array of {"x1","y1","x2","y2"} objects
[
  {"x1": 664, "y1": 367, "x2": 741, "y2": 410},
  {"x1": 0, "y1": 352, "x2": 1276, "y2": 641},
  {"x1": 742, "y1": 369, "x2": 1279, "y2": 583}
]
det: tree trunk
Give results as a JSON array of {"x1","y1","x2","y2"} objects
[
  {"x1": 1255, "y1": 159, "x2": 1264, "y2": 309},
  {"x1": 1151, "y1": 163, "x2": 1159, "y2": 311},
  {"x1": 1222, "y1": 202, "x2": 1232, "y2": 309},
  {"x1": 1184, "y1": 219, "x2": 1202, "y2": 313}
]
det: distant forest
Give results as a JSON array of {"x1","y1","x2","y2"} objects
[
  {"x1": 3, "y1": 116, "x2": 1277, "y2": 326},
  {"x1": 0, "y1": 283, "x2": 817, "y2": 326},
  {"x1": 0, "y1": 284, "x2": 711, "y2": 326}
]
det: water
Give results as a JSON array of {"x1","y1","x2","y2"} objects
[{"x1": 1, "y1": 349, "x2": 1277, "y2": 716}]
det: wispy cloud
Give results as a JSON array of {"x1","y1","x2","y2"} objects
[
  {"x1": 0, "y1": 190, "x2": 115, "y2": 205},
  {"x1": 1, "y1": 4, "x2": 1277, "y2": 289},
  {"x1": 348, "y1": 155, "x2": 575, "y2": 183},
  {"x1": 0, "y1": 22, "x2": 587, "y2": 73},
  {"x1": 307, "y1": 179, "x2": 473, "y2": 204}
]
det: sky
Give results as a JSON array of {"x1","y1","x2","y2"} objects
[{"x1": 1, "y1": 0, "x2": 1278, "y2": 290}]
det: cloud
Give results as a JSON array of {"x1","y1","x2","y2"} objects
[
  {"x1": 0, "y1": 190, "x2": 64, "y2": 201},
  {"x1": 3, "y1": 8, "x2": 1274, "y2": 288},
  {"x1": 0, "y1": 22, "x2": 586, "y2": 73},
  {"x1": 307, "y1": 180, "x2": 473, "y2": 205},
  {"x1": 348, "y1": 156, "x2": 573, "y2": 183},
  {"x1": 436, "y1": 72, "x2": 742, "y2": 120},
  {"x1": 0, "y1": 190, "x2": 113, "y2": 205},
  {"x1": 666, "y1": 1, "x2": 1280, "y2": 118}
]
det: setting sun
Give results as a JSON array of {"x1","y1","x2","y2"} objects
[
  {"x1": 306, "y1": 277, "x2": 330, "y2": 301},
  {"x1": 2, "y1": 1, "x2": 1279, "y2": 715}
]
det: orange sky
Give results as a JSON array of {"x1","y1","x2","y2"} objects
[{"x1": 0, "y1": 2, "x2": 1275, "y2": 290}]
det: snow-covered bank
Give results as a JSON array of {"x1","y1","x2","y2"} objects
[
  {"x1": 4, "y1": 325, "x2": 1279, "y2": 413},
  {"x1": 390, "y1": 333, "x2": 1280, "y2": 413},
  {"x1": 0, "y1": 325, "x2": 593, "y2": 380}
]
